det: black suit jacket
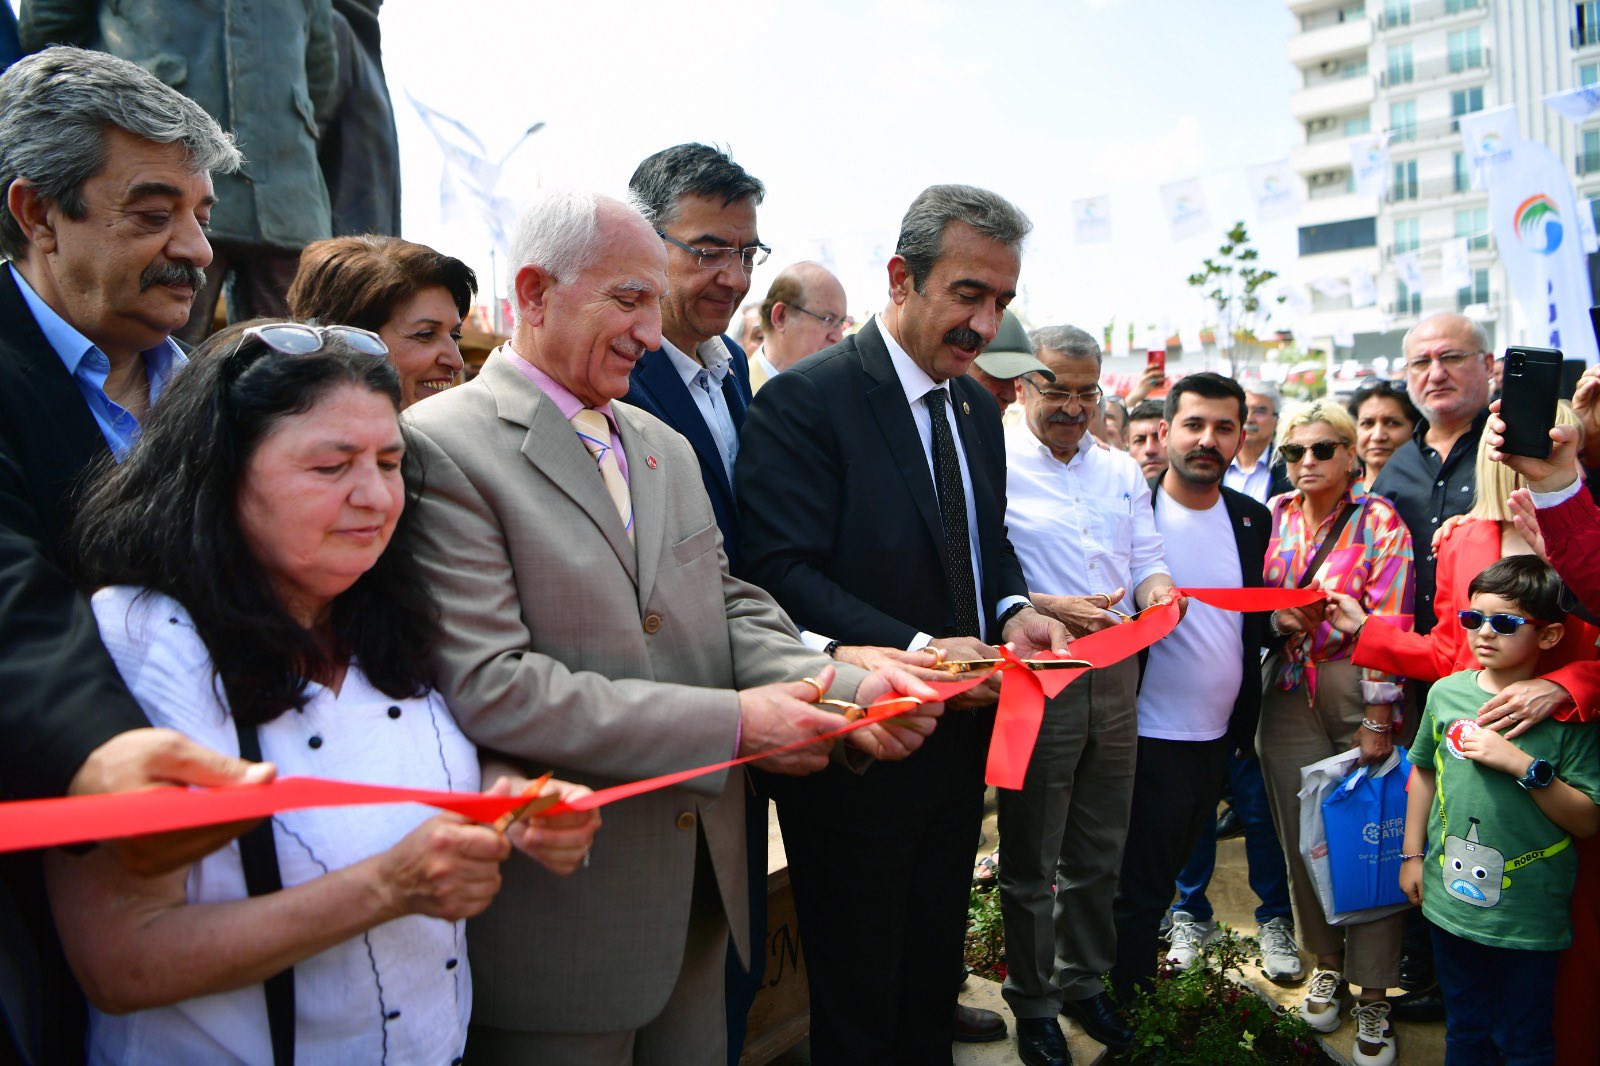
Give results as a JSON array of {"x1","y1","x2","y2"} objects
[
  {"x1": 736, "y1": 318, "x2": 1029, "y2": 821},
  {"x1": 0, "y1": 267, "x2": 150, "y2": 1065},
  {"x1": 1146, "y1": 476, "x2": 1272, "y2": 751},
  {"x1": 623, "y1": 332, "x2": 752, "y2": 574}
]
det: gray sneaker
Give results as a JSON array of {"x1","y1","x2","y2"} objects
[
  {"x1": 1164, "y1": 910, "x2": 1219, "y2": 970},
  {"x1": 1299, "y1": 969, "x2": 1350, "y2": 1033},
  {"x1": 1258, "y1": 917, "x2": 1304, "y2": 984}
]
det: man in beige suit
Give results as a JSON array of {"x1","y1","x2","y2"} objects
[{"x1": 402, "y1": 188, "x2": 941, "y2": 1065}]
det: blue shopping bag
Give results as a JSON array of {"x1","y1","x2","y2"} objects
[{"x1": 1320, "y1": 747, "x2": 1410, "y2": 915}]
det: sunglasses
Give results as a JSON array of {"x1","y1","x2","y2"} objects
[
  {"x1": 1279, "y1": 440, "x2": 1343, "y2": 463},
  {"x1": 238, "y1": 323, "x2": 389, "y2": 358},
  {"x1": 1457, "y1": 609, "x2": 1536, "y2": 636}
]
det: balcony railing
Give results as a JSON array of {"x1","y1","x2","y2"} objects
[
  {"x1": 1380, "y1": 49, "x2": 1490, "y2": 87},
  {"x1": 1384, "y1": 176, "x2": 1484, "y2": 203},
  {"x1": 1381, "y1": 235, "x2": 1495, "y2": 259},
  {"x1": 1383, "y1": 296, "x2": 1499, "y2": 317},
  {"x1": 1376, "y1": 0, "x2": 1485, "y2": 31}
]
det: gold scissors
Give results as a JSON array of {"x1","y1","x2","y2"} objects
[
  {"x1": 930, "y1": 657, "x2": 1094, "y2": 675},
  {"x1": 800, "y1": 677, "x2": 927, "y2": 722},
  {"x1": 492, "y1": 772, "x2": 561, "y2": 834}
]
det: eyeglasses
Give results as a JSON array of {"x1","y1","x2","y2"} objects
[
  {"x1": 1405, "y1": 350, "x2": 1483, "y2": 376},
  {"x1": 790, "y1": 304, "x2": 846, "y2": 329},
  {"x1": 231, "y1": 323, "x2": 388, "y2": 365},
  {"x1": 1024, "y1": 377, "x2": 1102, "y2": 407},
  {"x1": 656, "y1": 230, "x2": 771, "y2": 273},
  {"x1": 1279, "y1": 440, "x2": 1344, "y2": 463},
  {"x1": 1457, "y1": 609, "x2": 1536, "y2": 636}
]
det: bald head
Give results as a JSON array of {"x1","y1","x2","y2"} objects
[
  {"x1": 1400, "y1": 311, "x2": 1494, "y2": 427},
  {"x1": 761, "y1": 261, "x2": 848, "y2": 371}
]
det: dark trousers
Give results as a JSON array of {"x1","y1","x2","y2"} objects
[
  {"x1": 1432, "y1": 924, "x2": 1559, "y2": 1066},
  {"x1": 723, "y1": 785, "x2": 768, "y2": 1064},
  {"x1": 775, "y1": 777, "x2": 984, "y2": 1066},
  {"x1": 177, "y1": 238, "x2": 301, "y2": 346},
  {"x1": 1173, "y1": 750, "x2": 1293, "y2": 924},
  {"x1": 1110, "y1": 735, "x2": 1231, "y2": 1002}
]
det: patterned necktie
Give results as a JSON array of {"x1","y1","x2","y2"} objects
[
  {"x1": 924, "y1": 388, "x2": 981, "y2": 639},
  {"x1": 570, "y1": 408, "x2": 634, "y2": 544}
]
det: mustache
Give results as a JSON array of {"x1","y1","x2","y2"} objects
[
  {"x1": 943, "y1": 327, "x2": 984, "y2": 352},
  {"x1": 1183, "y1": 447, "x2": 1225, "y2": 465},
  {"x1": 140, "y1": 260, "x2": 205, "y2": 292},
  {"x1": 612, "y1": 339, "x2": 646, "y2": 360},
  {"x1": 1046, "y1": 411, "x2": 1088, "y2": 426}
]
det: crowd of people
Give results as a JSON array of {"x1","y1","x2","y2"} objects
[{"x1": 3, "y1": 39, "x2": 1600, "y2": 1066}]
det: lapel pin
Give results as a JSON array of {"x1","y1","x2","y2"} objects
[
  {"x1": 1243, "y1": 516, "x2": 1252, "y2": 527},
  {"x1": 646, "y1": 455, "x2": 658, "y2": 469},
  {"x1": 961, "y1": 401, "x2": 971, "y2": 415}
]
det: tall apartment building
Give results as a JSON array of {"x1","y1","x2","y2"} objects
[{"x1": 1287, "y1": 0, "x2": 1600, "y2": 363}]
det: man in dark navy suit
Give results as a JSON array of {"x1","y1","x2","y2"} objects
[
  {"x1": 623, "y1": 142, "x2": 769, "y2": 1063},
  {"x1": 624, "y1": 143, "x2": 764, "y2": 577}
]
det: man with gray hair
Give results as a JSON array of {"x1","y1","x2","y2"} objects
[
  {"x1": 1371, "y1": 311, "x2": 1495, "y2": 634},
  {"x1": 738, "y1": 184, "x2": 1074, "y2": 1064},
  {"x1": 750, "y1": 260, "x2": 848, "y2": 391},
  {"x1": 999, "y1": 324, "x2": 1178, "y2": 1064},
  {"x1": 401, "y1": 187, "x2": 941, "y2": 1065},
  {"x1": 1224, "y1": 383, "x2": 1291, "y2": 503},
  {"x1": 0, "y1": 46, "x2": 274, "y2": 1066}
]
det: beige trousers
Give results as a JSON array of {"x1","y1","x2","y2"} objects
[{"x1": 1256, "y1": 655, "x2": 1404, "y2": 992}]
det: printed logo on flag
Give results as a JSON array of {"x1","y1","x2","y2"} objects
[{"x1": 1514, "y1": 194, "x2": 1563, "y2": 255}]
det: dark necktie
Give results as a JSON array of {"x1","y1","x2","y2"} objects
[{"x1": 924, "y1": 388, "x2": 981, "y2": 639}]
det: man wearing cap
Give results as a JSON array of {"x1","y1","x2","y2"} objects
[
  {"x1": 751, "y1": 261, "x2": 847, "y2": 393},
  {"x1": 966, "y1": 309, "x2": 1052, "y2": 414}
]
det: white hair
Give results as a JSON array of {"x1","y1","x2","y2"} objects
[{"x1": 508, "y1": 187, "x2": 609, "y2": 288}]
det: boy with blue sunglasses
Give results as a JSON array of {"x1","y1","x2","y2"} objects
[{"x1": 1403, "y1": 555, "x2": 1600, "y2": 1064}]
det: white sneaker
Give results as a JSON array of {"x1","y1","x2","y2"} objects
[
  {"x1": 1299, "y1": 968, "x2": 1350, "y2": 1033},
  {"x1": 1164, "y1": 910, "x2": 1219, "y2": 969},
  {"x1": 1257, "y1": 917, "x2": 1304, "y2": 984},
  {"x1": 1351, "y1": 1000, "x2": 1397, "y2": 1066}
]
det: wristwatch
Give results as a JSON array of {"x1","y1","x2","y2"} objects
[
  {"x1": 1518, "y1": 758, "x2": 1556, "y2": 791},
  {"x1": 823, "y1": 639, "x2": 841, "y2": 659},
  {"x1": 995, "y1": 601, "x2": 1031, "y2": 634}
]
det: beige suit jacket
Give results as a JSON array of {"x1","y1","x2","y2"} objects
[{"x1": 402, "y1": 349, "x2": 861, "y2": 1033}]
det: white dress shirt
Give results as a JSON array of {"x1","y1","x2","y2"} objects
[
  {"x1": 1004, "y1": 422, "x2": 1168, "y2": 615},
  {"x1": 753, "y1": 348, "x2": 781, "y2": 384},
  {"x1": 87, "y1": 586, "x2": 479, "y2": 1066},
  {"x1": 662, "y1": 336, "x2": 741, "y2": 480}
]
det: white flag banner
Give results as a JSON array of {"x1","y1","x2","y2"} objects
[
  {"x1": 1310, "y1": 276, "x2": 1350, "y2": 299},
  {"x1": 1159, "y1": 178, "x2": 1213, "y2": 241},
  {"x1": 1350, "y1": 135, "x2": 1391, "y2": 198},
  {"x1": 1583, "y1": 200, "x2": 1600, "y2": 254},
  {"x1": 1396, "y1": 252, "x2": 1426, "y2": 295},
  {"x1": 1490, "y1": 138, "x2": 1600, "y2": 364},
  {"x1": 1440, "y1": 237, "x2": 1473, "y2": 291},
  {"x1": 1245, "y1": 159, "x2": 1303, "y2": 223},
  {"x1": 1458, "y1": 107, "x2": 1518, "y2": 190},
  {"x1": 407, "y1": 93, "x2": 519, "y2": 260},
  {"x1": 1072, "y1": 196, "x2": 1112, "y2": 244},
  {"x1": 1286, "y1": 286, "x2": 1313, "y2": 317},
  {"x1": 1333, "y1": 325, "x2": 1355, "y2": 349},
  {"x1": 1545, "y1": 86, "x2": 1600, "y2": 124},
  {"x1": 1350, "y1": 268, "x2": 1378, "y2": 308}
]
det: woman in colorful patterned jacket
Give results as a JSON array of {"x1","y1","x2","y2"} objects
[{"x1": 1257, "y1": 399, "x2": 1414, "y2": 1066}]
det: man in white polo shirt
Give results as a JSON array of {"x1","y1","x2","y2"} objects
[
  {"x1": 999, "y1": 325, "x2": 1177, "y2": 1063},
  {"x1": 1107, "y1": 372, "x2": 1284, "y2": 1004}
]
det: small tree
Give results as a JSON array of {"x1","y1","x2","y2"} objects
[{"x1": 1186, "y1": 221, "x2": 1285, "y2": 373}]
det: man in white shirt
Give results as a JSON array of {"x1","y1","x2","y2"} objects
[
  {"x1": 999, "y1": 325, "x2": 1177, "y2": 1060},
  {"x1": 749, "y1": 261, "x2": 847, "y2": 392},
  {"x1": 1224, "y1": 384, "x2": 1290, "y2": 502},
  {"x1": 1105, "y1": 373, "x2": 1290, "y2": 1004}
]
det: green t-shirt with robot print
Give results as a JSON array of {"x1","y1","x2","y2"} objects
[{"x1": 1409, "y1": 670, "x2": 1600, "y2": 951}]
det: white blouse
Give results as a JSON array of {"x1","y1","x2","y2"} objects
[{"x1": 87, "y1": 586, "x2": 480, "y2": 1066}]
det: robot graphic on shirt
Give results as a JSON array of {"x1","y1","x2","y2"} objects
[{"x1": 1441, "y1": 817, "x2": 1509, "y2": 908}]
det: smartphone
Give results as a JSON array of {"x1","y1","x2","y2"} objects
[
  {"x1": 1146, "y1": 349, "x2": 1166, "y2": 376},
  {"x1": 1498, "y1": 346, "x2": 1563, "y2": 459}
]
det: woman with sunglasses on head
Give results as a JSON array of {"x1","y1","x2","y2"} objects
[
  {"x1": 1347, "y1": 380, "x2": 1421, "y2": 486},
  {"x1": 46, "y1": 321, "x2": 600, "y2": 1064},
  {"x1": 288, "y1": 235, "x2": 478, "y2": 409},
  {"x1": 1256, "y1": 399, "x2": 1414, "y2": 1066}
]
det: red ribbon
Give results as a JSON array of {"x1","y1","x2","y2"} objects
[{"x1": 0, "y1": 586, "x2": 1324, "y2": 853}]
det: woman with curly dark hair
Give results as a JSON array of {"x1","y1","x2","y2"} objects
[{"x1": 48, "y1": 320, "x2": 598, "y2": 1064}]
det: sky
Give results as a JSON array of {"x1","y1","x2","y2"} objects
[{"x1": 378, "y1": 0, "x2": 1302, "y2": 348}]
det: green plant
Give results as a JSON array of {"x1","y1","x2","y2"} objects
[
  {"x1": 964, "y1": 886, "x2": 1006, "y2": 981},
  {"x1": 1121, "y1": 929, "x2": 1332, "y2": 1064},
  {"x1": 1186, "y1": 221, "x2": 1285, "y2": 373}
]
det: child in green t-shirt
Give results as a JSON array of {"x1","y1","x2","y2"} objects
[{"x1": 1403, "y1": 556, "x2": 1600, "y2": 1064}]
